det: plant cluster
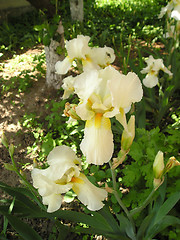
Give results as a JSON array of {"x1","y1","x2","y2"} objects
[{"x1": 0, "y1": 0, "x2": 180, "y2": 239}]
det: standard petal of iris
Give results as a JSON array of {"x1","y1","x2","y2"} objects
[
  {"x1": 74, "y1": 69, "x2": 102, "y2": 100},
  {"x1": 44, "y1": 146, "x2": 81, "y2": 181},
  {"x1": 108, "y1": 71, "x2": 143, "y2": 109},
  {"x1": 72, "y1": 173, "x2": 107, "y2": 211},
  {"x1": 55, "y1": 57, "x2": 72, "y2": 74},
  {"x1": 90, "y1": 46, "x2": 115, "y2": 66},
  {"x1": 66, "y1": 35, "x2": 90, "y2": 59},
  {"x1": 80, "y1": 115, "x2": 114, "y2": 165},
  {"x1": 47, "y1": 145, "x2": 79, "y2": 166},
  {"x1": 43, "y1": 194, "x2": 62, "y2": 213}
]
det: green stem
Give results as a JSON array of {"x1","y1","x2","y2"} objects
[
  {"x1": 109, "y1": 161, "x2": 136, "y2": 232},
  {"x1": 130, "y1": 189, "x2": 156, "y2": 216}
]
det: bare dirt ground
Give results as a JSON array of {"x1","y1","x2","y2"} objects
[
  {"x1": 0, "y1": 46, "x2": 63, "y2": 239},
  {"x1": 0, "y1": 46, "x2": 48, "y2": 185}
]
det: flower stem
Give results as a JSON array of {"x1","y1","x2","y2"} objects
[
  {"x1": 130, "y1": 189, "x2": 156, "y2": 216},
  {"x1": 109, "y1": 161, "x2": 136, "y2": 232}
]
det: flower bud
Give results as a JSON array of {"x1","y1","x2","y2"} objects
[
  {"x1": 1, "y1": 132, "x2": 8, "y2": 148},
  {"x1": 165, "y1": 156, "x2": 180, "y2": 173},
  {"x1": 64, "y1": 102, "x2": 81, "y2": 120},
  {"x1": 121, "y1": 115, "x2": 135, "y2": 151},
  {"x1": 4, "y1": 163, "x2": 16, "y2": 171},
  {"x1": 153, "y1": 151, "x2": 164, "y2": 179},
  {"x1": 9, "y1": 144, "x2": 15, "y2": 159}
]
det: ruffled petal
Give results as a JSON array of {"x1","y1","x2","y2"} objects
[
  {"x1": 62, "y1": 76, "x2": 76, "y2": 99},
  {"x1": 90, "y1": 46, "x2": 115, "y2": 67},
  {"x1": 108, "y1": 71, "x2": 143, "y2": 109},
  {"x1": 43, "y1": 194, "x2": 62, "y2": 213},
  {"x1": 31, "y1": 169, "x2": 73, "y2": 196},
  {"x1": 55, "y1": 57, "x2": 72, "y2": 74},
  {"x1": 47, "y1": 145, "x2": 79, "y2": 166},
  {"x1": 72, "y1": 173, "x2": 107, "y2": 211},
  {"x1": 80, "y1": 115, "x2": 114, "y2": 165},
  {"x1": 74, "y1": 69, "x2": 102, "y2": 100},
  {"x1": 66, "y1": 35, "x2": 91, "y2": 59}
]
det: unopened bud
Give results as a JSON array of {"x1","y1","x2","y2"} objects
[
  {"x1": 121, "y1": 115, "x2": 135, "y2": 151},
  {"x1": 165, "y1": 157, "x2": 180, "y2": 173},
  {"x1": 4, "y1": 163, "x2": 15, "y2": 171},
  {"x1": 1, "y1": 132, "x2": 8, "y2": 148},
  {"x1": 9, "y1": 144, "x2": 15, "y2": 158},
  {"x1": 153, "y1": 151, "x2": 164, "y2": 179},
  {"x1": 64, "y1": 102, "x2": 81, "y2": 120}
]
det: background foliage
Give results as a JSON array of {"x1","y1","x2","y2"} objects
[{"x1": 0, "y1": 0, "x2": 179, "y2": 239}]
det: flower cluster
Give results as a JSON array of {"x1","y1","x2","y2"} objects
[
  {"x1": 55, "y1": 35, "x2": 143, "y2": 165},
  {"x1": 159, "y1": 0, "x2": 180, "y2": 42},
  {"x1": 159, "y1": 0, "x2": 180, "y2": 20},
  {"x1": 31, "y1": 35, "x2": 144, "y2": 213}
]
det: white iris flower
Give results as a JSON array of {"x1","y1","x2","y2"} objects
[
  {"x1": 141, "y1": 55, "x2": 173, "y2": 88},
  {"x1": 55, "y1": 35, "x2": 115, "y2": 75},
  {"x1": 159, "y1": 0, "x2": 180, "y2": 20},
  {"x1": 31, "y1": 145, "x2": 107, "y2": 212},
  {"x1": 74, "y1": 66, "x2": 143, "y2": 165}
]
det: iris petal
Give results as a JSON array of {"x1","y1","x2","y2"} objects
[
  {"x1": 80, "y1": 115, "x2": 114, "y2": 165},
  {"x1": 72, "y1": 173, "x2": 107, "y2": 211}
]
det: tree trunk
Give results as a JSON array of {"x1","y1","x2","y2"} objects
[
  {"x1": 26, "y1": 0, "x2": 65, "y2": 89},
  {"x1": 69, "y1": 0, "x2": 84, "y2": 22},
  {"x1": 44, "y1": 21, "x2": 65, "y2": 89}
]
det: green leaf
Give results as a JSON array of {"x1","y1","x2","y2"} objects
[
  {"x1": 43, "y1": 34, "x2": 51, "y2": 46},
  {"x1": 116, "y1": 214, "x2": 136, "y2": 240},
  {"x1": 150, "y1": 183, "x2": 166, "y2": 215},
  {"x1": 41, "y1": 138, "x2": 56, "y2": 155},
  {"x1": 153, "y1": 191, "x2": 180, "y2": 224},
  {"x1": 34, "y1": 24, "x2": 44, "y2": 31},
  {"x1": 99, "y1": 206, "x2": 121, "y2": 233},
  {"x1": 55, "y1": 221, "x2": 70, "y2": 240},
  {"x1": 137, "y1": 213, "x2": 155, "y2": 240},
  {"x1": 5, "y1": 214, "x2": 42, "y2": 240},
  {"x1": 0, "y1": 181, "x2": 43, "y2": 211},
  {"x1": 30, "y1": 207, "x2": 113, "y2": 233},
  {"x1": 146, "y1": 215, "x2": 180, "y2": 239},
  {"x1": 64, "y1": 190, "x2": 76, "y2": 203}
]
